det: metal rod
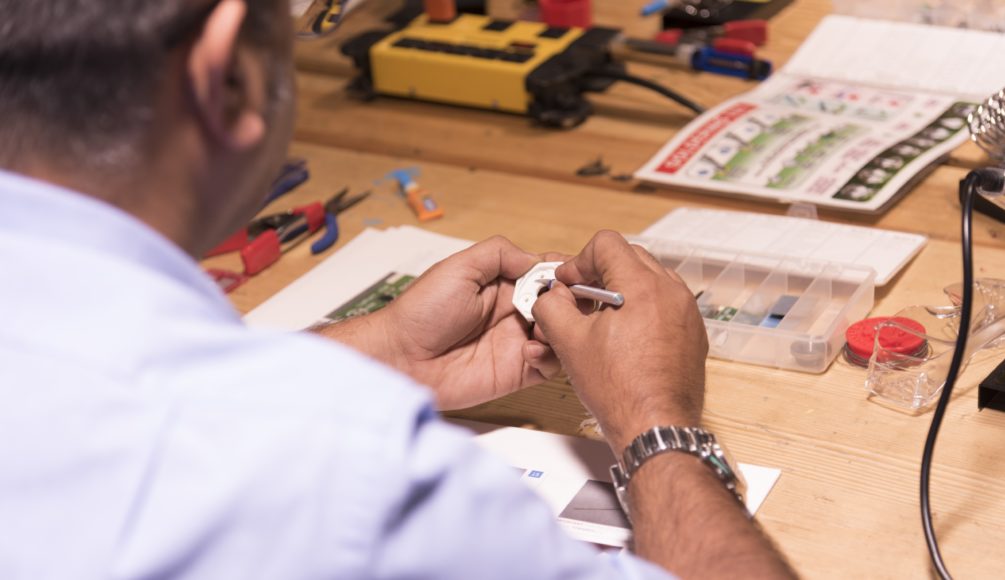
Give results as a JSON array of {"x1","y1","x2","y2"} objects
[{"x1": 547, "y1": 280, "x2": 625, "y2": 307}]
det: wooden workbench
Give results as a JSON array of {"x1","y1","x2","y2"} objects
[{"x1": 214, "y1": 1, "x2": 1005, "y2": 577}]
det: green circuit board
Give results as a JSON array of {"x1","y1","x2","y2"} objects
[{"x1": 325, "y1": 272, "x2": 415, "y2": 322}]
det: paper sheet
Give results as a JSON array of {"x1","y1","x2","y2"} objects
[
  {"x1": 783, "y1": 15, "x2": 1005, "y2": 100},
  {"x1": 453, "y1": 420, "x2": 781, "y2": 549}
]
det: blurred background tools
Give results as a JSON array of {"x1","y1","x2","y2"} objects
[
  {"x1": 339, "y1": 0, "x2": 707, "y2": 127},
  {"x1": 620, "y1": 19, "x2": 772, "y2": 80},
  {"x1": 206, "y1": 188, "x2": 371, "y2": 279},
  {"x1": 264, "y1": 158, "x2": 311, "y2": 205},
  {"x1": 388, "y1": 168, "x2": 445, "y2": 222},
  {"x1": 312, "y1": 188, "x2": 373, "y2": 253}
]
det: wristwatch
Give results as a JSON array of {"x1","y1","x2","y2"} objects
[{"x1": 610, "y1": 426, "x2": 746, "y2": 522}]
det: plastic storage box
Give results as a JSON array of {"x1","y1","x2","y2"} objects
[{"x1": 633, "y1": 237, "x2": 876, "y2": 373}]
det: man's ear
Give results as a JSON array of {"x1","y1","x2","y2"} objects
[{"x1": 187, "y1": 0, "x2": 266, "y2": 151}]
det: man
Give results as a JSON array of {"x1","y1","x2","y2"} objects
[{"x1": 0, "y1": 0, "x2": 795, "y2": 578}]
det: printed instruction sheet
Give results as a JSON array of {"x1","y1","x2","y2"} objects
[{"x1": 635, "y1": 15, "x2": 1005, "y2": 213}]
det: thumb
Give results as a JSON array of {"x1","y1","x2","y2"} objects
[{"x1": 532, "y1": 282, "x2": 588, "y2": 349}]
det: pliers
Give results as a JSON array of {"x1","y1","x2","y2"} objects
[
  {"x1": 310, "y1": 187, "x2": 372, "y2": 254},
  {"x1": 656, "y1": 20, "x2": 769, "y2": 56},
  {"x1": 206, "y1": 188, "x2": 370, "y2": 275},
  {"x1": 265, "y1": 158, "x2": 310, "y2": 205}
]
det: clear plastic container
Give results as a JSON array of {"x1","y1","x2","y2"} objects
[
  {"x1": 633, "y1": 238, "x2": 876, "y2": 373},
  {"x1": 865, "y1": 279, "x2": 1005, "y2": 409}
]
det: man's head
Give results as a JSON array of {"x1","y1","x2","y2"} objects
[{"x1": 0, "y1": 0, "x2": 296, "y2": 256}]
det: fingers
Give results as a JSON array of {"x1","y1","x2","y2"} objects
[
  {"x1": 630, "y1": 244, "x2": 685, "y2": 285},
  {"x1": 453, "y1": 236, "x2": 540, "y2": 286},
  {"x1": 630, "y1": 244, "x2": 663, "y2": 274},
  {"x1": 531, "y1": 282, "x2": 587, "y2": 348},
  {"x1": 554, "y1": 230, "x2": 648, "y2": 289},
  {"x1": 531, "y1": 320, "x2": 549, "y2": 344},
  {"x1": 522, "y1": 340, "x2": 562, "y2": 381}
]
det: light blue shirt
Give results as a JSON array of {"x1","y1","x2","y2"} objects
[{"x1": 0, "y1": 171, "x2": 672, "y2": 580}]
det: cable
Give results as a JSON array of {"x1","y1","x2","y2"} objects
[
  {"x1": 920, "y1": 168, "x2": 1005, "y2": 580},
  {"x1": 586, "y1": 69, "x2": 706, "y2": 116}
]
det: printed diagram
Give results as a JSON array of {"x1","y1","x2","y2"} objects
[
  {"x1": 833, "y1": 102, "x2": 974, "y2": 202},
  {"x1": 770, "y1": 80, "x2": 913, "y2": 122},
  {"x1": 683, "y1": 99, "x2": 974, "y2": 203},
  {"x1": 688, "y1": 113, "x2": 863, "y2": 191},
  {"x1": 767, "y1": 125, "x2": 861, "y2": 190}
]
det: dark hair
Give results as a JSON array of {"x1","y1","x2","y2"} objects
[{"x1": 0, "y1": 0, "x2": 281, "y2": 169}]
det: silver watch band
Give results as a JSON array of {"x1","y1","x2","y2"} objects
[{"x1": 610, "y1": 426, "x2": 745, "y2": 521}]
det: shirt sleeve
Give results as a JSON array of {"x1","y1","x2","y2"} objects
[{"x1": 368, "y1": 409, "x2": 675, "y2": 580}]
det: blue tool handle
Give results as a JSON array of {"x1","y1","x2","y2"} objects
[
  {"x1": 311, "y1": 212, "x2": 340, "y2": 255},
  {"x1": 265, "y1": 167, "x2": 310, "y2": 205},
  {"x1": 691, "y1": 47, "x2": 772, "y2": 81}
]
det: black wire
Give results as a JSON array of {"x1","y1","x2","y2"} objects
[
  {"x1": 919, "y1": 174, "x2": 978, "y2": 580},
  {"x1": 587, "y1": 70, "x2": 706, "y2": 116}
]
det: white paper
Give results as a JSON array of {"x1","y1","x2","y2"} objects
[
  {"x1": 453, "y1": 419, "x2": 781, "y2": 549},
  {"x1": 783, "y1": 16, "x2": 1005, "y2": 100}
]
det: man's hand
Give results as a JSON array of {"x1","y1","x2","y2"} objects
[
  {"x1": 531, "y1": 230, "x2": 709, "y2": 452},
  {"x1": 319, "y1": 237, "x2": 561, "y2": 410}
]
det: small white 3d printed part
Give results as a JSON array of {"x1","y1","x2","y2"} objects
[{"x1": 513, "y1": 261, "x2": 562, "y2": 323}]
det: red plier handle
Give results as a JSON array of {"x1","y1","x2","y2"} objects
[{"x1": 241, "y1": 201, "x2": 326, "y2": 275}]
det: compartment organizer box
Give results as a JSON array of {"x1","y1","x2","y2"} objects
[
  {"x1": 632, "y1": 238, "x2": 876, "y2": 373},
  {"x1": 631, "y1": 208, "x2": 928, "y2": 373}
]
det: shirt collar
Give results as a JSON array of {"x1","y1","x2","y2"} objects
[{"x1": 0, "y1": 168, "x2": 238, "y2": 320}]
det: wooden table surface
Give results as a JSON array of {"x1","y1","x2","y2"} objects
[{"x1": 214, "y1": 1, "x2": 1005, "y2": 577}]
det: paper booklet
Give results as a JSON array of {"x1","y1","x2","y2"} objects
[{"x1": 635, "y1": 15, "x2": 1005, "y2": 214}]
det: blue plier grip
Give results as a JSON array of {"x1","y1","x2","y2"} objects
[
  {"x1": 691, "y1": 47, "x2": 773, "y2": 80},
  {"x1": 265, "y1": 164, "x2": 310, "y2": 206},
  {"x1": 311, "y1": 212, "x2": 340, "y2": 255}
]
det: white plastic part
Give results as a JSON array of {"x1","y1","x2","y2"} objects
[{"x1": 513, "y1": 261, "x2": 562, "y2": 323}]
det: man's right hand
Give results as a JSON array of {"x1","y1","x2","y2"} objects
[
  {"x1": 534, "y1": 232, "x2": 797, "y2": 579},
  {"x1": 532, "y1": 231, "x2": 709, "y2": 452}
]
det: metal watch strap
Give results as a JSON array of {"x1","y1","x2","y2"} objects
[{"x1": 610, "y1": 426, "x2": 744, "y2": 521}]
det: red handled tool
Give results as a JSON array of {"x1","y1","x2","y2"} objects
[
  {"x1": 205, "y1": 187, "x2": 369, "y2": 287},
  {"x1": 236, "y1": 201, "x2": 328, "y2": 275}
]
